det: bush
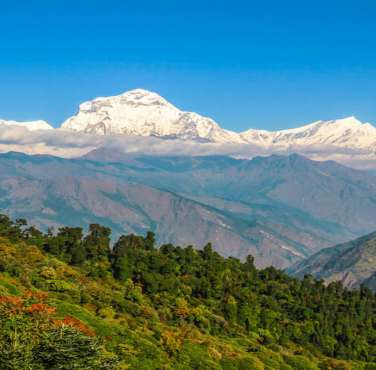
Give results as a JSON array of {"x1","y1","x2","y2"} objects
[
  {"x1": 34, "y1": 326, "x2": 117, "y2": 369},
  {"x1": 284, "y1": 355, "x2": 320, "y2": 370}
]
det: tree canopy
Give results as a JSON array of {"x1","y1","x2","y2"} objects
[{"x1": 0, "y1": 214, "x2": 374, "y2": 369}]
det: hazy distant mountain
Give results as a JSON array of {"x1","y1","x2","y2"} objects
[
  {"x1": 288, "y1": 231, "x2": 376, "y2": 291},
  {"x1": 83, "y1": 149, "x2": 376, "y2": 236},
  {"x1": 1, "y1": 151, "x2": 376, "y2": 268},
  {"x1": 0, "y1": 152, "x2": 324, "y2": 268}
]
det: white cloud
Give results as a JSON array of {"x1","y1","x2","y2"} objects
[{"x1": 0, "y1": 125, "x2": 375, "y2": 169}]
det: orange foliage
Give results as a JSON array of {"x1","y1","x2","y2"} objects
[
  {"x1": 0, "y1": 290, "x2": 95, "y2": 338},
  {"x1": 0, "y1": 291, "x2": 55, "y2": 319},
  {"x1": 54, "y1": 316, "x2": 95, "y2": 337},
  {"x1": 26, "y1": 303, "x2": 56, "y2": 315},
  {"x1": 0, "y1": 295, "x2": 24, "y2": 313},
  {"x1": 23, "y1": 290, "x2": 48, "y2": 302}
]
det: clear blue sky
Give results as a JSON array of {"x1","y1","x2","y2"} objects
[{"x1": 0, "y1": 0, "x2": 375, "y2": 131}]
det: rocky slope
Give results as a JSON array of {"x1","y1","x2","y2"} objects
[
  {"x1": 83, "y1": 149, "x2": 376, "y2": 236},
  {"x1": 288, "y1": 231, "x2": 376, "y2": 291},
  {"x1": 1, "y1": 151, "x2": 376, "y2": 267},
  {"x1": 0, "y1": 163, "x2": 312, "y2": 268}
]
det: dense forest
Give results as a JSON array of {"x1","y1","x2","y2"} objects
[{"x1": 0, "y1": 214, "x2": 375, "y2": 369}]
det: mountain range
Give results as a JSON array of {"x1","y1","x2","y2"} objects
[
  {"x1": 289, "y1": 231, "x2": 376, "y2": 291},
  {"x1": 61, "y1": 89, "x2": 376, "y2": 153},
  {"x1": 1, "y1": 89, "x2": 376, "y2": 168},
  {"x1": 1, "y1": 88, "x2": 376, "y2": 279},
  {"x1": 1, "y1": 150, "x2": 376, "y2": 268}
]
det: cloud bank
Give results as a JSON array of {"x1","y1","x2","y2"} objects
[{"x1": 0, "y1": 124, "x2": 375, "y2": 169}]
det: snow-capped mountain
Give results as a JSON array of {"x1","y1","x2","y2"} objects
[
  {"x1": 1, "y1": 89, "x2": 375, "y2": 167},
  {"x1": 0, "y1": 119, "x2": 53, "y2": 131},
  {"x1": 240, "y1": 116, "x2": 376, "y2": 151},
  {"x1": 61, "y1": 89, "x2": 242, "y2": 143},
  {"x1": 61, "y1": 89, "x2": 376, "y2": 152}
]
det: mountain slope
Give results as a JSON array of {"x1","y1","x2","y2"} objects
[
  {"x1": 0, "y1": 161, "x2": 315, "y2": 268},
  {"x1": 1, "y1": 89, "x2": 376, "y2": 168},
  {"x1": 61, "y1": 89, "x2": 241, "y2": 143},
  {"x1": 288, "y1": 231, "x2": 376, "y2": 291},
  {"x1": 241, "y1": 116, "x2": 376, "y2": 150},
  {"x1": 60, "y1": 88, "x2": 376, "y2": 153},
  {"x1": 1, "y1": 151, "x2": 376, "y2": 268},
  {"x1": 82, "y1": 149, "x2": 376, "y2": 237}
]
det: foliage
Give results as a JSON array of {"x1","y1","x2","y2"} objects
[
  {"x1": 0, "y1": 214, "x2": 375, "y2": 369},
  {"x1": 0, "y1": 292, "x2": 115, "y2": 369}
]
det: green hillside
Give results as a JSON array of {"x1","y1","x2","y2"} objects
[{"x1": 0, "y1": 214, "x2": 375, "y2": 369}]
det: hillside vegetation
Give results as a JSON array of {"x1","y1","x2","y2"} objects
[{"x1": 0, "y1": 214, "x2": 375, "y2": 369}]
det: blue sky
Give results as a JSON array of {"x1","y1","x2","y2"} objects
[{"x1": 0, "y1": 0, "x2": 375, "y2": 131}]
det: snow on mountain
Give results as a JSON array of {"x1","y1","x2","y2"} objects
[
  {"x1": 0, "y1": 119, "x2": 53, "y2": 131},
  {"x1": 240, "y1": 116, "x2": 376, "y2": 150},
  {"x1": 61, "y1": 89, "x2": 376, "y2": 153},
  {"x1": 1, "y1": 89, "x2": 375, "y2": 166},
  {"x1": 61, "y1": 89, "x2": 243, "y2": 143}
]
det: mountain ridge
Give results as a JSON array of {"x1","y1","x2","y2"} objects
[
  {"x1": 288, "y1": 231, "x2": 376, "y2": 291},
  {"x1": 61, "y1": 89, "x2": 376, "y2": 151},
  {"x1": 2, "y1": 89, "x2": 375, "y2": 149},
  {"x1": 1, "y1": 150, "x2": 376, "y2": 267},
  {"x1": 1, "y1": 89, "x2": 376, "y2": 168},
  {"x1": 61, "y1": 89, "x2": 241, "y2": 143}
]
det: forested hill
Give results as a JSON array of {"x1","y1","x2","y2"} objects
[{"x1": 0, "y1": 214, "x2": 375, "y2": 369}]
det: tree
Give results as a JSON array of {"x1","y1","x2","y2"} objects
[
  {"x1": 83, "y1": 224, "x2": 111, "y2": 261},
  {"x1": 34, "y1": 326, "x2": 117, "y2": 369},
  {"x1": 224, "y1": 295, "x2": 238, "y2": 324},
  {"x1": 0, "y1": 214, "x2": 23, "y2": 241},
  {"x1": 59, "y1": 227, "x2": 85, "y2": 263},
  {"x1": 23, "y1": 226, "x2": 45, "y2": 247},
  {"x1": 111, "y1": 234, "x2": 147, "y2": 280},
  {"x1": 144, "y1": 231, "x2": 156, "y2": 250}
]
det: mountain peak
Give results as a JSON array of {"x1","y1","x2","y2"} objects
[
  {"x1": 120, "y1": 88, "x2": 161, "y2": 97},
  {"x1": 122, "y1": 88, "x2": 153, "y2": 95},
  {"x1": 118, "y1": 88, "x2": 171, "y2": 105},
  {"x1": 0, "y1": 119, "x2": 53, "y2": 131},
  {"x1": 339, "y1": 115, "x2": 360, "y2": 122},
  {"x1": 324, "y1": 116, "x2": 363, "y2": 126},
  {"x1": 61, "y1": 89, "x2": 241, "y2": 143},
  {"x1": 58, "y1": 88, "x2": 376, "y2": 152},
  {"x1": 78, "y1": 88, "x2": 171, "y2": 110}
]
